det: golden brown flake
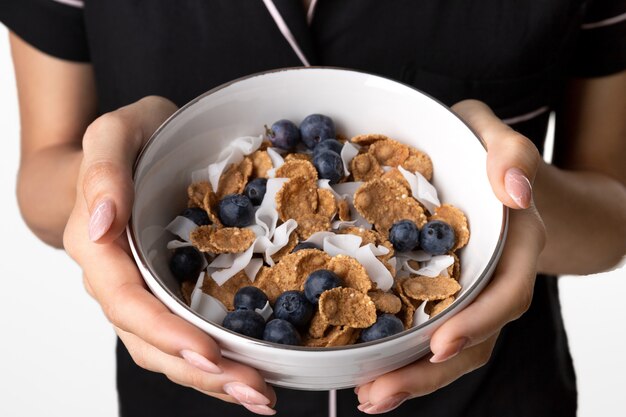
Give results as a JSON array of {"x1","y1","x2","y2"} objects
[
  {"x1": 202, "y1": 271, "x2": 251, "y2": 310},
  {"x1": 402, "y1": 276, "x2": 461, "y2": 301},
  {"x1": 190, "y1": 226, "x2": 255, "y2": 254},
  {"x1": 394, "y1": 277, "x2": 416, "y2": 329},
  {"x1": 249, "y1": 150, "x2": 273, "y2": 178},
  {"x1": 381, "y1": 167, "x2": 410, "y2": 189},
  {"x1": 253, "y1": 266, "x2": 282, "y2": 304},
  {"x1": 368, "y1": 139, "x2": 409, "y2": 167},
  {"x1": 308, "y1": 311, "x2": 330, "y2": 339},
  {"x1": 202, "y1": 190, "x2": 222, "y2": 227},
  {"x1": 270, "y1": 232, "x2": 298, "y2": 263},
  {"x1": 430, "y1": 204, "x2": 470, "y2": 250},
  {"x1": 327, "y1": 255, "x2": 372, "y2": 293},
  {"x1": 303, "y1": 325, "x2": 357, "y2": 348},
  {"x1": 296, "y1": 213, "x2": 331, "y2": 240},
  {"x1": 350, "y1": 133, "x2": 390, "y2": 146},
  {"x1": 319, "y1": 287, "x2": 377, "y2": 328},
  {"x1": 401, "y1": 149, "x2": 433, "y2": 181},
  {"x1": 350, "y1": 153, "x2": 383, "y2": 182},
  {"x1": 316, "y1": 189, "x2": 337, "y2": 219},
  {"x1": 276, "y1": 177, "x2": 318, "y2": 222},
  {"x1": 217, "y1": 158, "x2": 253, "y2": 199},
  {"x1": 368, "y1": 290, "x2": 402, "y2": 314},
  {"x1": 448, "y1": 252, "x2": 461, "y2": 280},
  {"x1": 337, "y1": 198, "x2": 351, "y2": 221},
  {"x1": 294, "y1": 249, "x2": 332, "y2": 283},
  {"x1": 284, "y1": 153, "x2": 312, "y2": 163},
  {"x1": 275, "y1": 159, "x2": 318, "y2": 181},
  {"x1": 425, "y1": 296, "x2": 455, "y2": 317},
  {"x1": 187, "y1": 181, "x2": 212, "y2": 208},
  {"x1": 181, "y1": 280, "x2": 195, "y2": 306}
]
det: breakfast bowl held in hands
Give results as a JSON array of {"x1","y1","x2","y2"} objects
[{"x1": 127, "y1": 67, "x2": 507, "y2": 390}]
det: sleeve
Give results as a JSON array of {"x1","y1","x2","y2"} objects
[
  {"x1": 0, "y1": 0, "x2": 89, "y2": 62},
  {"x1": 569, "y1": 0, "x2": 626, "y2": 77}
]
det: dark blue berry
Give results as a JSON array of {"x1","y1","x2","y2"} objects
[
  {"x1": 313, "y1": 139, "x2": 343, "y2": 157},
  {"x1": 244, "y1": 178, "x2": 268, "y2": 206},
  {"x1": 169, "y1": 246, "x2": 204, "y2": 283},
  {"x1": 360, "y1": 314, "x2": 404, "y2": 343},
  {"x1": 234, "y1": 286, "x2": 269, "y2": 312},
  {"x1": 218, "y1": 194, "x2": 255, "y2": 227},
  {"x1": 274, "y1": 291, "x2": 314, "y2": 327},
  {"x1": 291, "y1": 242, "x2": 320, "y2": 253},
  {"x1": 389, "y1": 220, "x2": 420, "y2": 252},
  {"x1": 304, "y1": 269, "x2": 342, "y2": 305},
  {"x1": 263, "y1": 319, "x2": 301, "y2": 345},
  {"x1": 300, "y1": 114, "x2": 336, "y2": 149},
  {"x1": 419, "y1": 220, "x2": 456, "y2": 255},
  {"x1": 222, "y1": 310, "x2": 265, "y2": 339},
  {"x1": 268, "y1": 119, "x2": 300, "y2": 150},
  {"x1": 180, "y1": 207, "x2": 211, "y2": 226},
  {"x1": 312, "y1": 150, "x2": 344, "y2": 184}
]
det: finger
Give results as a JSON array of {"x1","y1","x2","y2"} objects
[
  {"x1": 80, "y1": 96, "x2": 177, "y2": 242},
  {"x1": 117, "y1": 328, "x2": 277, "y2": 414},
  {"x1": 451, "y1": 99, "x2": 541, "y2": 209},
  {"x1": 356, "y1": 335, "x2": 498, "y2": 414},
  {"x1": 429, "y1": 208, "x2": 545, "y2": 363}
]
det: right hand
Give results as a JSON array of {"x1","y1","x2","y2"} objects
[{"x1": 63, "y1": 96, "x2": 277, "y2": 416}]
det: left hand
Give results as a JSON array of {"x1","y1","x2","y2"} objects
[{"x1": 355, "y1": 100, "x2": 546, "y2": 414}]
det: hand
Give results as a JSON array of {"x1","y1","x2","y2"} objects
[
  {"x1": 354, "y1": 100, "x2": 546, "y2": 414},
  {"x1": 63, "y1": 96, "x2": 277, "y2": 416}
]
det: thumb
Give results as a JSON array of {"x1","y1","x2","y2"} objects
[
  {"x1": 451, "y1": 100, "x2": 542, "y2": 209},
  {"x1": 81, "y1": 96, "x2": 178, "y2": 242}
]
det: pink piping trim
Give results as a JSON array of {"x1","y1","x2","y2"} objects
[
  {"x1": 581, "y1": 11, "x2": 626, "y2": 30},
  {"x1": 501, "y1": 106, "x2": 550, "y2": 125},
  {"x1": 307, "y1": 0, "x2": 319, "y2": 25},
  {"x1": 51, "y1": 0, "x2": 84, "y2": 8},
  {"x1": 261, "y1": 0, "x2": 311, "y2": 66}
]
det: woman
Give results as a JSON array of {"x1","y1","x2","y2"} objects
[{"x1": 2, "y1": 1, "x2": 625, "y2": 415}]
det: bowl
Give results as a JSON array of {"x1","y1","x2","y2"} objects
[{"x1": 127, "y1": 67, "x2": 507, "y2": 390}]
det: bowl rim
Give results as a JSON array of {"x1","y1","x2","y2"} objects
[{"x1": 127, "y1": 66, "x2": 509, "y2": 352}]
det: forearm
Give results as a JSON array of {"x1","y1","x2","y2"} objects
[
  {"x1": 535, "y1": 162, "x2": 626, "y2": 275},
  {"x1": 17, "y1": 143, "x2": 83, "y2": 248}
]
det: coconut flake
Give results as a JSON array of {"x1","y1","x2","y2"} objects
[
  {"x1": 255, "y1": 178, "x2": 289, "y2": 237},
  {"x1": 355, "y1": 244, "x2": 394, "y2": 291},
  {"x1": 263, "y1": 219, "x2": 298, "y2": 265},
  {"x1": 210, "y1": 244, "x2": 255, "y2": 285},
  {"x1": 244, "y1": 258, "x2": 264, "y2": 281},
  {"x1": 165, "y1": 216, "x2": 198, "y2": 242},
  {"x1": 303, "y1": 231, "x2": 336, "y2": 247},
  {"x1": 203, "y1": 135, "x2": 263, "y2": 191},
  {"x1": 190, "y1": 290, "x2": 228, "y2": 324},
  {"x1": 398, "y1": 166, "x2": 440, "y2": 214},
  {"x1": 331, "y1": 219, "x2": 359, "y2": 230},
  {"x1": 255, "y1": 301, "x2": 273, "y2": 321},
  {"x1": 322, "y1": 234, "x2": 363, "y2": 257},
  {"x1": 415, "y1": 255, "x2": 454, "y2": 277},
  {"x1": 412, "y1": 301, "x2": 430, "y2": 327},
  {"x1": 266, "y1": 147, "x2": 285, "y2": 178},
  {"x1": 166, "y1": 239, "x2": 193, "y2": 250},
  {"x1": 340, "y1": 142, "x2": 360, "y2": 176}
]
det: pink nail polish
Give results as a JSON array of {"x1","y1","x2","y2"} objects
[
  {"x1": 357, "y1": 402, "x2": 372, "y2": 412},
  {"x1": 430, "y1": 337, "x2": 468, "y2": 363},
  {"x1": 88, "y1": 199, "x2": 115, "y2": 241},
  {"x1": 504, "y1": 168, "x2": 532, "y2": 209},
  {"x1": 240, "y1": 403, "x2": 276, "y2": 416},
  {"x1": 223, "y1": 382, "x2": 271, "y2": 406},
  {"x1": 360, "y1": 393, "x2": 409, "y2": 414},
  {"x1": 180, "y1": 350, "x2": 222, "y2": 374}
]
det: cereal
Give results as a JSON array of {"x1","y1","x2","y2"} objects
[
  {"x1": 381, "y1": 167, "x2": 410, "y2": 189},
  {"x1": 294, "y1": 249, "x2": 332, "y2": 282},
  {"x1": 319, "y1": 287, "x2": 377, "y2": 328},
  {"x1": 448, "y1": 252, "x2": 461, "y2": 280},
  {"x1": 202, "y1": 271, "x2": 251, "y2": 310},
  {"x1": 202, "y1": 190, "x2": 222, "y2": 226},
  {"x1": 401, "y1": 148, "x2": 433, "y2": 181},
  {"x1": 354, "y1": 178, "x2": 427, "y2": 234},
  {"x1": 276, "y1": 177, "x2": 318, "y2": 222},
  {"x1": 217, "y1": 158, "x2": 253, "y2": 198},
  {"x1": 275, "y1": 159, "x2": 318, "y2": 181},
  {"x1": 253, "y1": 266, "x2": 282, "y2": 303},
  {"x1": 337, "y1": 198, "x2": 351, "y2": 221},
  {"x1": 394, "y1": 277, "x2": 417, "y2": 328},
  {"x1": 350, "y1": 153, "x2": 383, "y2": 182},
  {"x1": 368, "y1": 290, "x2": 402, "y2": 314},
  {"x1": 368, "y1": 139, "x2": 409, "y2": 167},
  {"x1": 303, "y1": 325, "x2": 358, "y2": 348},
  {"x1": 181, "y1": 280, "x2": 195, "y2": 306},
  {"x1": 270, "y1": 232, "x2": 298, "y2": 263},
  {"x1": 316, "y1": 189, "x2": 337, "y2": 219},
  {"x1": 402, "y1": 276, "x2": 461, "y2": 301},
  {"x1": 190, "y1": 226, "x2": 255, "y2": 253},
  {"x1": 187, "y1": 181, "x2": 212, "y2": 208},
  {"x1": 338, "y1": 227, "x2": 382, "y2": 246},
  {"x1": 284, "y1": 153, "x2": 312, "y2": 163},
  {"x1": 430, "y1": 204, "x2": 470, "y2": 250},
  {"x1": 350, "y1": 133, "x2": 390, "y2": 146},
  {"x1": 308, "y1": 311, "x2": 330, "y2": 339},
  {"x1": 296, "y1": 213, "x2": 331, "y2": 240},
  {"x1": 425, "y1": 296, "x2": 455, "y2": 317},
  {"x1": 249, "y1": 150, "x2": 273, "y2": 178},
  {"x1": 327, "y1": 255, "x2": 372, "y2": 293}
]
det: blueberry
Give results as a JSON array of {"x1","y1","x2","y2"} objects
[
  {"x1": 218, "y1": 194, "x2": 255, "y2": 227},
  {"x1": 263, "y1": 319, "x2": 302, "y2": 345},
  {"x1": 268, "y1": 119, "x2": 300, "y2": 150},
  {"x1": 360, "y1": 314, "x2": 404, "y2": 343},
  {"x1": 180, "y1": 207, "x2": 211, "y2": 226},
  {"x1": 244, "y1": 178, "x2": 268, "y2": 206},
  {"x1": 291, "y1": 242, "x2": 320, "y2": 253},
  {"x1": 222, "y1": 310, "x2": 265, "y2": 340},
  {"x1": 389, "y1": 220, "x2": 420, "y2": 252},
  {"x1": 169, "y1": 246, "x2": 204, "y2": 283},
  {"x1": 300, "y1": 114, "x2": 336, "y2": 149},
  {"x1": 312, "y1": 150, "x2": 344, "y2": 184},
  {"x1": 304, "y1": 269, "x2": 342, "y2": 305},
  {"x1": 274, "y1": 291, "x2": 314, "y2": 327},
  {"x1": 313, "y1": 139, "x2": 343, "y2": 157},
  {"x1": 419, "y1": 220, "x2": 456, "y2": 255},
  {"x1": 234, "y1": 286, "x2": 269, "y2": 312}
]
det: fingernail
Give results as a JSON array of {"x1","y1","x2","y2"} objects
[
  {"x1": 240, "y1": 403, "x2": 276, "y2": 415},
  {"x1": 180, "y1": 349, "x2": 222, "y2": 374},
  {"x1": 223, "y1": 382, "x2": 271, "y2": 406},
  {"x1": 88, "y1": 199, "x2": 115, "y2": 241},
  {"x1": 430, "y1": 337, "x2": 468, "y2": 363},
  {"x1": 504, "y1": 168, "x2": 532, "y2": 209},
  {"x1": 354, "y1": 386, "x2": 361, "y2": 395},
  {"x1": 359, "y1": 393, "x2": 410, "y2": 414},
  {"x1": 357, "y1": 402, "x2": 372, "y2": 412}
]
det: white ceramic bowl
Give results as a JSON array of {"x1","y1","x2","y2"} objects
[{"x1": 127, "y1": 67, "x2": 507, "y2": 390}]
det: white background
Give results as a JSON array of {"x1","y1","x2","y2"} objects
[{"x1": 0, "y1": 27, "x2": 624, "y2": 416}]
